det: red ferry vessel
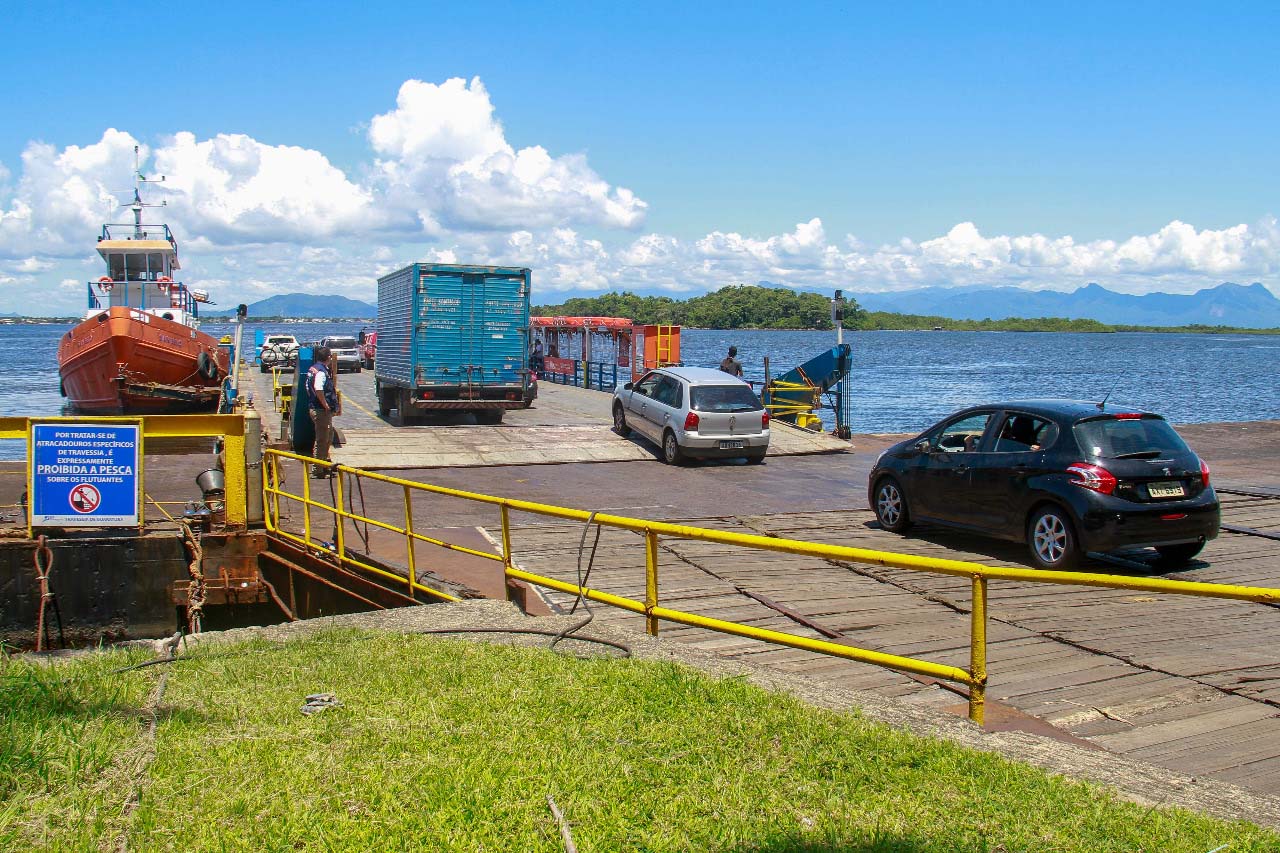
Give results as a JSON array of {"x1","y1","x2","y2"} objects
[{"x1": 57, "y1": 152, "x2": 228, "y2": 413}]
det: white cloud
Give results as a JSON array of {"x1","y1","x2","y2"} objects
[
  {"x1": 153, "y1": 132, "x2": 374, "y2": 244},
  {"x1": 0, "y1": 74, "x2": 1278, "y2": 315},
  {"x1": 368, "y1": 78, "x2": 646, "y2": 232}
]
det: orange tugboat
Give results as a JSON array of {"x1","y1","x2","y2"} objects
[{"x1": 58, "y1": 150, "x2": 228, "y2": 413}]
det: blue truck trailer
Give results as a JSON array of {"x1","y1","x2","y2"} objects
[{"x1": 374, "y1": 263, "x2": 536, "y2": 424}]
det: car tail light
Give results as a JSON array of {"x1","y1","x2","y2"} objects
[
  {"x1": 1112, "y1": 412, "x2": 1143, "y2": 420},
  {"x1": 1067, "y1": 462, "x2": 1117, "y2": 495},
  {"x1": 761, "y1": 411, "x2": 770, "y2": 429},
  {"x1": 683, "y1": 411, "x2": 700, "y2": 431},
  {"x1": 1199, "y1": 458, "x2": 1211, "y2": 487}
]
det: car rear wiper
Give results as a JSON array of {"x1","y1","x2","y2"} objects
[{"x1": 1112, "y1": 450, "x2": 1163, "y2": 459}]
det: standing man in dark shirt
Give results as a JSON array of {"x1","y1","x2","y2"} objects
[
  {"x1": 719, "y1": 345, "x2": 743, "y2": 377},
  {"x1": 307, "y1": 347, "x2": 340, "y2": 478}
]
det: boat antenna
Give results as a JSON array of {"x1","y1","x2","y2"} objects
[{"x1": 129, "y1": 145, "x2": 166, "y2": 238}]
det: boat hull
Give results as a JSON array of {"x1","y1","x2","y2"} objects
[{"x1": 57, "y1": 308, "x2": 229, "y2": 413}]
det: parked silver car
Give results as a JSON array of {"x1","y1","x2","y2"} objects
[
  {"x1": 320, "y1": 335, "x2": 362, "y2": 373},
  {"x1": 612, "y1": 366, "x2": 770, "y2": 464}
]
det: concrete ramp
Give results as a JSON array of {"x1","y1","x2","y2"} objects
[{"x1": 333, "y1": 421, "x2": 848, "y2": 470}]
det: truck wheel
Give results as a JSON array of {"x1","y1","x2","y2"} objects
[
  {"x1": 377, "y1": 383, "x2": 391, "y2": 418},
  {"x1": 398, "y1": 391, "x2": 417, "y2": 425}
]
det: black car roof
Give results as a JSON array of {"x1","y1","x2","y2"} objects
[{"x1": 961, "y1": 399, "x2": 1160, "y2": 421}]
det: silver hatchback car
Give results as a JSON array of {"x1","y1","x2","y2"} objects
[{"x1": 612, "y1": 366, "x2": 770, "y2": 464}]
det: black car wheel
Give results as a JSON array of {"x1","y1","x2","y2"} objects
[
  {"x1": 1154, "y1": 542, "x2": 1205, "y2": 567},
  {"x1": 1028, "y1": 505, "x2": 1080, "y2": 570},
  {"x1": 612, "y1": 404, "x2": 631, "y2": 437},
  {"x1": 873, "y1": 476, "x2": 912, "y2": 533},
  {"x1": 745, "y1": 450, "x2": 766, "y2": 465},
  {"x1": 662, "y1": 430, "x2": 685, "y2": 465}
]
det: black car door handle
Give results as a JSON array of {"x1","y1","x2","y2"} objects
[{"x1": 954, "y1": 465, "x2": 968, "y2": 474}]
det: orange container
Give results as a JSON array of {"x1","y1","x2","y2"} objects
[{"x1": 631, "y1": 324, "x2": 681, "y2": 376}]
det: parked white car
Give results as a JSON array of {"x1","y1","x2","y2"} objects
[
  {"x1": 612, "y1": 366, "x2": 770, "y2": 464},
  {"x1": 258, "y1": 334, "x2": 300, "y2": 372}
]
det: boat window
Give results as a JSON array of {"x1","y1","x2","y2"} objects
[
  {"x1": 108, "y1": 253, "x2": 126, "y2": 281},
  {"x1": 147, "y1": 253, "x2": 164, "y2": 280}
]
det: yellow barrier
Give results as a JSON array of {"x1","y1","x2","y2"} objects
[
  {"x1": 2, "y1": 414, "x2": 251, "y2": 532},
  {"x1": 261, "y1": 447, "x2": 1280, "y2": 725}
]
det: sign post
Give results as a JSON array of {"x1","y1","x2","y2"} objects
[{"x1": 29, "y1": 421, "x2": 143, "y2": 532}]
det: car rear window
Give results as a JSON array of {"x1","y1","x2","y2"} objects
[
  {"x1": 327, "y1": 338, "x2": 357, "y2": 349},
  {"x1": 1073, "y1": 416, "x2": 1191, "y2": 459},
  {"x1": 691, "y1": 385, "x2": 762, "y2": 413}
]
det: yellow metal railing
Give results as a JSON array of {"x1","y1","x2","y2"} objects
[
  {"x1": 271, "y1": 368, "x2": 292, "y2": 415},
  {"x1": 261, "y1": 447, "x2": 1280, "y2": 725}
]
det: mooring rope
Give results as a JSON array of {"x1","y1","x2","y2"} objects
[{"x1": 32, "y1": 535, "x2": 64, "y2": 651}]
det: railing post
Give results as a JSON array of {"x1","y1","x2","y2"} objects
[
  {"x1": 645, "y1": 529, "x2": 659, "y2": 636},
  {"x1": 301, "y1": 459, "x2": 313, "y2": 548},
  {"x1": 969, "y1": 574, "x2": 988, "y2": 726},
  {"x1": 332, "y1": 469, "x2": 345, "y2": 562},
  {"x1": 500, "y1": 504, "x2": 513, "y2": 573},
  {"x1": 403, "y1": 484, "x2": 417, "y2": 596}
]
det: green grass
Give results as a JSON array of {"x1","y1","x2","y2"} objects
[{"x1": 2, "y1": 631, "x2": 1276, "y2": 852}]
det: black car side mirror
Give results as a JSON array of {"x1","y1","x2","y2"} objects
[
  {"x1": 623, "y1": 382, "x2": 633, "y2": 390},
  {"x1": 914, "y1": 438, "x2": 932, "y2": 453}
]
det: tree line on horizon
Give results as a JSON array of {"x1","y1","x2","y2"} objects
[{"x1": 532, "y1": 284, "x2": 1280, "y2": 334}]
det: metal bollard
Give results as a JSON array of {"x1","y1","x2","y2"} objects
[{"x1": 245, "y1": 409, "x2": 265, "y2": 527}]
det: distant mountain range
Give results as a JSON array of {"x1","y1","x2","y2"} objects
[
  {"x1": 209, "y1": 293, "x2": 376, "y2": 318},
  {"x1": 852, "y1": 282, "x2": 1280, "y2": 328}
]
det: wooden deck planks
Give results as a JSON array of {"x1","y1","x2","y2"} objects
[{"x1": 491, "y1": 501, "x2": 1280, "y2": 795}]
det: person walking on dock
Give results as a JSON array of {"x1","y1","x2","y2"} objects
[
  {"x1": 719, "y1": 346, "x2": 743, "y2": 377},
  {"x1": 307, "y1": 347, "x2": 339, "y2": 478}
]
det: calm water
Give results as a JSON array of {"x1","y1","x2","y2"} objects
[{"x1": 1, "y1": 323, "x2": 1275, "y2": 459}]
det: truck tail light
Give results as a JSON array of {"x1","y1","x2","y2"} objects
[
  {"x1": 683, "y1": 411, "x2": 700, "y2": 431},
  {"x1": 505, "y1": 392, "x2": 518, "y2": 400},
  {"x1": 762, "y1": 411, "x2": 770, "y2": 429},
  {"x1": 420, "y1": 390, "x2": 434, "y2": 400},
  {"x1": 1199, "y1": 458, "x2": 1211, "y2": 488},
  {"x1": 1067, "y1": 462, "x2": 1117, "y2": 495}
]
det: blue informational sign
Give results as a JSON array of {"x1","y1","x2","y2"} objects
[{"x1": 30, "y1": 423, "x2": 141, "y2": 527}]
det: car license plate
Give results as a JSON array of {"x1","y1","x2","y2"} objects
[
  {"x1": 1148, "y1": 482, "x2": 1185, "y2": 499},
  {"x1": 719, "y1": 440, "x2": 744, "y2": 449}
]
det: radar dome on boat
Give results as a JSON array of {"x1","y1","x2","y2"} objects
[{"x1": 190, "y1": 289, "x2": 211, "y2": 303}]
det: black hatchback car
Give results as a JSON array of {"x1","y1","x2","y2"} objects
[{"x1": 867, "y1": 400, "x2": 1220, "y2": 570}]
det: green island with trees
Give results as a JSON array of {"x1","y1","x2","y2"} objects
[{"x1": 534, "y1": 285, "x2": 1280, "y2": 334}]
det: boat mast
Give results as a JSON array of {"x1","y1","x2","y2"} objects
[{"x1": 130, "y1": 145, "x2": 166, "y2": 239}]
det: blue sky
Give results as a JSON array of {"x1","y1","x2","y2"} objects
[{"x1": 1, "y1": 1, "x2": 1277, "y2": 313}]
